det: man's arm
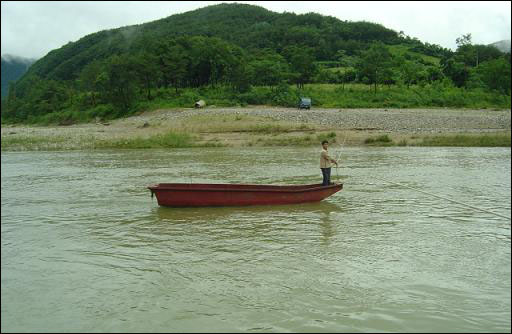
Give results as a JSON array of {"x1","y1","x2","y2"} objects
[{"x1": 322, "y1": 151, "x2": 338, "y2": 165}]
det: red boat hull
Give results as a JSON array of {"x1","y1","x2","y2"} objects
[{"x1": 148, "y1": 183, "x2": 343, "y2": 207}]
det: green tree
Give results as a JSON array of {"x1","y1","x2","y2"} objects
[
  {"x1": 105, "y1": 55, "x2": 137, "y2": 112},
  {"x1": 455, "y1": 33, "x2": 472, "y2": 48},
  {"x1": 283, "y1": 46, "x2": 317, "y2": 88},
  {"x1": 426, "y1": 66, "x2": 444, "y2": 83},
  {"x1": 248, "y1": 52, "x2": 289, "y2": 89},
  {"x1": 356, "y1": 42, "x2": 393, "y2": 93},
  {"x1": 400, "y1": 60, "x2": 420, "y2": 88},
  {"x1": 132, "y1": 52, "x2": 160, "y2": 100},
  {"x1": 227, "y1": 47, "x2": 251, "y2": 93},
  {"x1": 475, "y1": 58, "x2": 511, "y2": 94},
  {"x1": 150, "y1": 39, "x2": 188, "y2": 93},
  {"x1": 457, "y1": 44, "x2": 503, "y2": 67},
  {"x1": 441, "y1": 57, "x2": 469, "y2": 87},
  {"x1": 339, "y1": 68, "x2": 357, "y2": 90},
  {"x1": 78, "y1": 60, "x2": 106, "y2": 107},
  {"x1": 166, "y1": 46, "x2": 188, "y2": 93}
]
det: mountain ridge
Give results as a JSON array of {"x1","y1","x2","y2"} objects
[
  {"x1": 1, "y1": 55, "x2": 37, "y2": 98},
  {"x1": 490, "y1": 39, "x2": 511, "y2": 53},
  {"x1": 22, "y1": 3, "x2": 445, "y2": 83}
]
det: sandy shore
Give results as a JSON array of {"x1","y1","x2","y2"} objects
[{"x1": 2, "y1": 107, "x2": 511, "y2": 150}]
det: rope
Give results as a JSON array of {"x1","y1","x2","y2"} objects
[{"x1": 373, "y1": 176, "x2": 511, "y2": 220}]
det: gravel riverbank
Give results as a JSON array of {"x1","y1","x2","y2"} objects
[
  {"x1": 135, "y1": 107, "x2": 511, "y2": 133},
  {"x1": 2, "y1": 107, "x2": 511, "y2": 150}
]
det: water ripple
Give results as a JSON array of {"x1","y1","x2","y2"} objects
[{"x1": 1, "y1": 147, "x2": 510, "y2": 333}]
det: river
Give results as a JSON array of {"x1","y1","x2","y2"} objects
[{"x1": 1, "y1": 147, "x2": 510, "y2": 332}]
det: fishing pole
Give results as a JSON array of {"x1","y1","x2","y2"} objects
[
  {"x1": 330, "y1": 135, "x2": 508, "y2": 219},
  {"x1": 335, "y1": 133, "x2": 347, "y2": 161},
  {"x1": 334, "y1": 133, "x2": 347, "y2": 182},
  {"x1": 373, "y1": 175, "x2": 511, "y2": 220}
]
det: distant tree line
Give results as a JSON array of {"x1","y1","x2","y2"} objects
[{"x1": 440, "y1": 33, "x2": 511, "y2": 92}]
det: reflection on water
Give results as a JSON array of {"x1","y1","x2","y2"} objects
[
  {"x1": 155, "y1": 201, "x2": 342, "y2": 222},
  {"x1": 1, "y1": 147, "x2": 510, "y2": 333}
]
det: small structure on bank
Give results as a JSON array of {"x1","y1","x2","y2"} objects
[{"x1": 195, "y1": 100, "x2": 206, "y2": 108}]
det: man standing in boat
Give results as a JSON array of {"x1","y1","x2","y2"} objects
[{"x1": 320, "y1": 140, "x2": 338, "y2": 186}]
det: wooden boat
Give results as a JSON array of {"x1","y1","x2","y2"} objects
[{"x1": 148, "y1": 183, "x2": 343, "y2": 207}]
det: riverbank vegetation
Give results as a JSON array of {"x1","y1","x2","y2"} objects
[
  {"x1": 1, "y1": 4, "x2": 510, "y2": 125},
  {"x1": 363, "y1": 132, "x2": 511, "y2": 147},
  {"x1": 2, "y1": 81, "x2": 510, "y2": 125},
  {"x1": 3, "y1": 123, "x2": 509, "y2": 151},
  {"x1": 0, "y1": 130, "x2": 210, "y2": 150}
]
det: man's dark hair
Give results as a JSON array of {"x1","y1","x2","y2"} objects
[{"x1": 321, "y1": 140, "x2": 328, "y2": 145}]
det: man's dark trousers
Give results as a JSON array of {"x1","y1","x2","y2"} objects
[{"x1": 321, "y1": 168, "x2": 331, "y2": 186}]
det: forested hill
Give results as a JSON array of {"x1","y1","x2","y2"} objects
[
  {"x1": 22, "y1": 3, "x2": 443, "y2": 82},
  {"x1": 140, "y1": 3, "x2": 404, "y2": 57},
  {"x1": 3, "y1": 3, "x2": 510, "y2": 123}
]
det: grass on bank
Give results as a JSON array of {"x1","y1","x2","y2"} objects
[
  {"x1": 417, "y1": 133, "x2": 511, "y2": 147},
  {"x1": 250, "y1": 131, "x2": 337, "y2": 147},
  {"x1": 363, "y1": 133, "x2": 511, "y2": 147},
  {"x1": 364, "y1": 135, "x2": 394, "y2": 146},
  {"x1": 0, "y1": 131, "x2": 223, "y2": 151},
  {"x1": 0, "y1": 134, "x2": 81, "y2": 151},
  {"x1": 2, "y1": 129, "x2": 510, "y2": 151},
  {"x1": 94, "y1": 131, "x2": 198, "y2": 149}
]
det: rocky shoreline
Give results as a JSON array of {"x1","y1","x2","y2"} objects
[
  {"x1": 137, "y1": 107, "x2": 511, "y2": 133},
  {"x1": 2, "y1": 107, "x2": 511, "y2": 150}
]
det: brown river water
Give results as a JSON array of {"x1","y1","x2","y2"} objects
[{"x1": 1, "y1": 147, "x2": 510, "y2": 332}]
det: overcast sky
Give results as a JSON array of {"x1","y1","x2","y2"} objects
[{"x1": 1, "y1": 1, "x2": 511, "y2": 59}]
